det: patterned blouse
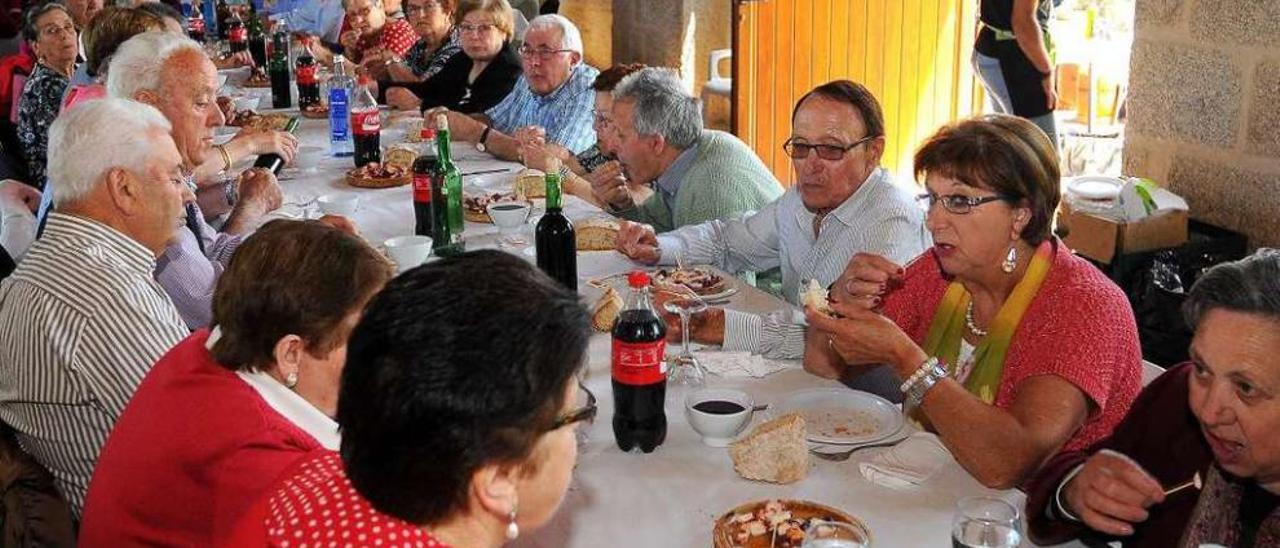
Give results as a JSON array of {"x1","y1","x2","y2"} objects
[
  {"x1": 348, "y1": 18, "x2": 418, "y2": 64},
  {"x1": 403, "y1": 27, "x2": 461, "y2": 79},
  {"x1": 17, "y1": 63, "x2": 71, "y2": 190}
]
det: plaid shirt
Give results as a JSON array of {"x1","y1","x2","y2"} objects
[{"x1": 485, "y1": 63, "x2": 599, "y2": 154}]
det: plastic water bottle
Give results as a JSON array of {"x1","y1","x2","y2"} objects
[{"x1": 328, "y1": 55, "x2": 354, "y2": 157}]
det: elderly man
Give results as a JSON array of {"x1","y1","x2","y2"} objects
[
  {"x1": 108, "y1": 31, "x2": 283, "y2": 329},
  {"x1": 616, "y1": 80, "x2": 929, "y2": 359},
  {"x1": 429, "y1": 14, "x2": 597, "y2": 160},
  {"x1": 600, "y1": 67, "x2": 781, "y2": 233},
  {"x1": 0, "y1": 98, "x2": 190, "y2": 517}
]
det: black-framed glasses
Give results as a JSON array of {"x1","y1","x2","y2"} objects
[
  {"x1": 547, "y1": 382, "x2": 597, "y2": 431},
  {"x1": 518, "y1": 46, "x2": 574, "y2": 61},
  {"x1": 916, "y1": 191, "x2": 1014, "y2": 215},
  {"x1": 782, "y1": 135, "x2": 877, "y2": 161},
  {"x1": 458, "y1": 22, "x2": 496, "y2": 34}
]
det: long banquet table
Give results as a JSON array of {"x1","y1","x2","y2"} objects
[{"x1": 232, "y1": 83, "x2": 1076, "y2": 546}]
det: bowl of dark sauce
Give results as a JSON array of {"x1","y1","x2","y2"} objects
[{"x1": 685, "y1": 388, "x2": 755, "y2": 447}]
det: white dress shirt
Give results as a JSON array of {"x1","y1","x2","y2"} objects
[{"x1": 655, "y1": 168, "x2": 931, "y2": 359}]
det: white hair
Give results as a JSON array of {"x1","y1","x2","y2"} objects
[
  {"x1": 48, "y1": 98, "x2": 173, "y2": 206},
  {"x1": 106, "y1": 30, "x2": 206, "y2": 100},
  {"x1": 526, "y1": 14, "x2": 583, "y2": 56},
  {"x1": 613, "y1": 67, "x2": 702, "y2": 150}
]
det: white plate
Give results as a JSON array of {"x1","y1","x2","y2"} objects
[
  {"x1": 1067, "y1": 175, "x2": 1123, "y2": 200},
  {"x1": 772, "y1": 388, "x2": 905, "y2": 445}
]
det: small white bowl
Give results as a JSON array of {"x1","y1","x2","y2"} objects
[
  {"x1": 384, "y1": 235, "x2": 433, "y2": 272},
  {"x1": 487, "y1": 201, "x2": 530, "y2": 232},
  {"x1": 233, "y1": 95, "x2": 260, "y2": 112},
  {"x1": 318, "y1": 194, "x2": 359, "y2": 217},
  {"x1": 685, "y1": 388, "x2": 755, "y2": 447}
]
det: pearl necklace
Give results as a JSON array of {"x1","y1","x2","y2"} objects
[{"x1": 964, "y1": 300, "x2": 988, "y2": 338}]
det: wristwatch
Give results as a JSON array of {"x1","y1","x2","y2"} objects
[{"x1": 476, "y1": 125, "x2": 492, "y2": 152}]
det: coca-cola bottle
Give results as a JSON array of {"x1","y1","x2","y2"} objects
[
  {"x1": 349, "y1": 77, "x2": 381, "y2": 167},
  {"x1": 412, "y1": 127, "x2": 438, "y2": 237},
  {"x1": 226, "y1": 11, "x2": 247, "y2": 53},
  {"x1": 611, "y1": 271, "x2": 668, "y2": 453},
  {"x1": 295, "y1": 38, "x2": 320, "y2": 109}
]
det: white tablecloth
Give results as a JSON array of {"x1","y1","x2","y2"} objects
[{"x1": 249, "y1": 96, "x2": 1072, "y2": 547}]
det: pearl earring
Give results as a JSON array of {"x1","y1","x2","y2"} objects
[
  {"x1": 285, "y1": 371, "x2": 298, "y2": 388},
  {"x1": 1001, "y1": 245, "x2": 1018, "y2": 274},
  {"x1": 505, "y1": 506, "x2": 519, "y2": 540}
]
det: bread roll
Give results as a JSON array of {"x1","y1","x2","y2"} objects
[
  {"x1": 591, "y1": 286, "x2": 623, "y2": 332},
  {"x1": 576, "y1": 218, "x2": 620, "y2": 251},
  {"x1": 514, "y1": 169, "x2": 546, "y2": 199},
  {"x1": 802, "y1": 279, "x2": 834, "y2": 316},
  {"x1": 729, "y1": 414, "x2": 809, "y2": 484}
]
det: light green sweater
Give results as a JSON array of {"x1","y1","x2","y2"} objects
[{"x1": 615, "y1": 130, "x2": 782, "y2": 233}]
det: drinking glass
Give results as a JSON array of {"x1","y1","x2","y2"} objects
[
  {"x1": 951, "y1": 496, "x2": 1022, "y2": 548},
  {"x1": 662, "y1": 295, "x2": 707, "y2": 388},
  {"x1": 800, "y1": 520, "x2": 869, "y2": 548}
]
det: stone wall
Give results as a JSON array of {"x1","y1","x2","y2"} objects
[{"x1": 1124, "y1": 0, "x2": 1280, "y2": 248}]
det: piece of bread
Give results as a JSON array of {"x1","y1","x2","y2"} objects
[
  {"x1": 576, "y1": 218, "x2": 620, "y2": 251},
  {"x1": 802, "y1": 279, "x2": 834, "y2": 316},
  {"x1": 729, "y1": 413, "x2": 809, "y2": 484},
  {"x1": 514, "y1": 169, "x2": 546, "y2": 199},
  {"x1": 384, "y1": 145, "x2": 417, "y2": 171},
  {"x1": 591, "y1": 286, "x2": 623, "y2": 332}
]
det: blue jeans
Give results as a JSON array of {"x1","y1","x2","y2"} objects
[{"x1": 972, "y1": 50, "x2": 1058, "y2": 150}]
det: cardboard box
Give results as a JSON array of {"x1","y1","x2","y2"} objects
[{"x1": 1058, "y1": 203, "x2": 1189, "y2": 264}]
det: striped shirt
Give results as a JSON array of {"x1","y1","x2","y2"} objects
[
  {"x1": 485, "y1": 63, "x2": 599, "y2": 154},
  {"x1": 0, "y1": 213, "x2": 188, "y2": 517},
  {"x1": 655, "y1": 168, "x2": 931, "y2": 359},
  {"x1": 156, "y1": 200, "x2": 243, "y2": 330}
]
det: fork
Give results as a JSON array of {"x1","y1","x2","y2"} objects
[{"x1": 809, "y1": 440, "x2": 903, "y2": 462}]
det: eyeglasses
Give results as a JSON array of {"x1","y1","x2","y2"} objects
[
  {"x1": 518, "y1": 46, "x2": 574, "y2": 61},
  {"x1": 458, "y1": 22, "x2": 496, "y2": 34},
  {"x1": 916, "y1": 191, "x2": 1014, "y2": 215},
  {"x1": 546, "y1": 382, "x2": 597, "y2": 431},
  {"x1": 39, "y1": 22, "x2": 76, "y2": 38},
  {"x1": 403, "y1": 0, "x2": 439, "y2": 14},
  {"x1": 782, "y1": 135, "x2": 877, "y2": 161}
]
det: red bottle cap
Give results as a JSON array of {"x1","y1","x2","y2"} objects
[
  {"x1": 420, "y1": 127, "x2": 437, "y2": 139},
  {"x1": 627, "y1": 270, "x2": 651, "y2": 288}
]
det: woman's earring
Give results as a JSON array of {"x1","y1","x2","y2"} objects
[
  {"x1": 1001, "y1": 245, "x2": 1018, "y2": 274},
  {"x1": 505, "y1": 505, "x2": 519, "y2": 540},
  {"x1": 285, "y1": 371, "x2": 299, "y2": 388}
]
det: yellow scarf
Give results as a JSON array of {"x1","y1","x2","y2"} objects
[{"x1": 920, "y1": 240, "x2": 1054, "y2": 404}]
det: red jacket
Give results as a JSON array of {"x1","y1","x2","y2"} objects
[{"x1": 79, "y1": 330, "x2": 324, "y2": 546}]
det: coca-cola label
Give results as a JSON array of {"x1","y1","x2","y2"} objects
[
  {"x1": 350, "y1": 110, "x2": 380, "y2": 136},
  {"x1": 412, "y1": 173, "x2": 431, "y2": 203},
  {"x1": 229, "y1": 27, "x2": 247, "y2": 42},
  {"x1": 296, "y1": 64, "x2": 317, "y2": 85},
  {"x1": 611, "y1": 340, "x2": 667, "y2": 385}
]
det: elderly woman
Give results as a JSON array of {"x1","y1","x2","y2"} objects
[
  {"x1": 62, "y1": 6, "x2": 164, "y2": 108},
  {"x1": 370, "y1": 0, "x2": 460, "y2": 83},
  {"x1": 339, "y1": 0, "x2": 417, "y2": 65},
  {"x1": 1026, "y1": 249, "x2": 1280, "y2": 547},
  {"x1": 383, "y1": 0, "x2": 519, "y2": 114},
  {"x1": 16, "y1": 2, "x2": 78, "y2": 190},
  {"x1": 807, "y1": 114, "x2": 1142, "y2": 489},
  {"x1": 223, "y1": 250, "x2": 592, "y2": 546},
  {"x1": 520, "y1": 62, "x2": 649, "y2": 208},
  {"x1": 78, "y1": 220, "x2": 392, "y2": 545}
]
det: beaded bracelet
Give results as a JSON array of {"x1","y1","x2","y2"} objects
[
  {"x1": 901, "y1": 357, "x2": 948, "y2": 407},
  {"x1": 899, "y1": 356, "x2": 939, "y2": 395}
]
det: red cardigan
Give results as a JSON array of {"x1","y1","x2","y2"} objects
[
  {"x1": 79, "y1": 330, "x2": 323, "y2": 546},
  {"x1": 881, "y1": 241, "x2": 1142, "y2": 453}
]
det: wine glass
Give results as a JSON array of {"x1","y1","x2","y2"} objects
[
  {"x1": 662, "y1": 295, "x2": 707, "y2": 388},
  {"x1": 800, "y1": 520, "x2": 869, "y2": 548},
  {"x1": 951, "y1": 496, "x2": 1022, "y2": 548}
]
